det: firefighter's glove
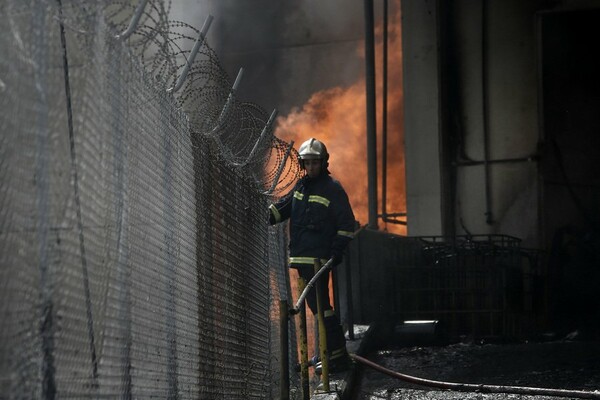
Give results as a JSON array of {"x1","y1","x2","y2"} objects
[{"x1": 331, "y1": 250, "x2": 344, "y2": 266}]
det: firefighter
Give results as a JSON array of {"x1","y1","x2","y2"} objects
[{"x1": 269, "y1": 138, "x2": 356, "y2": 373}]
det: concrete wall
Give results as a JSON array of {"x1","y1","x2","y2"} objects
[
  {"x1": 401, "y1": 0, "x2": 600, "y2": 248},
  {"x1": 451, "y1": 0, "x2": 541, "y2": 246},
  {"x1": 401, "y1": 0, "x2": 541, "y2": 243},
  {"x1": 401, "y1": 0, "x2": 593, "y2": 248}
]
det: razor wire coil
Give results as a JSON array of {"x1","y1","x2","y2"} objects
[{"x1": 15, "y1": 0, "x2": 302, "y2": 196}]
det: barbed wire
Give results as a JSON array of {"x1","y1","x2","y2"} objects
[
  {"x1": 100, "y1": 0, "x2": 302, "y2": 198},
  {"x1": 13, "y1": 0, "x2": 302, "y2": 200}
]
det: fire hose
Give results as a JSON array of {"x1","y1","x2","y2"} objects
[
  {"x1": 351, "y1": 354, "x2": 600, "y2": 399},
  {"x1": 289, "y1": 258, "x2": 334, "y2": 315}
]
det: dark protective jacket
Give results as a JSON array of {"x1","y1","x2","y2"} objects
[{"x1": 269, "y1": 173, "x2": 356, "y2": 268}]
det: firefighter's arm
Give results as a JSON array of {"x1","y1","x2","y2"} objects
[
  {"x1": 268, "y1": 192, "x2": 292, "y2": 225},
  {"x1": 330, "y1": 187, "x2": 356, "y2": 264}
]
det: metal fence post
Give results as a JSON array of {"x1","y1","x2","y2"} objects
[
  {"x1": 344, "y1": 252, "x2": 355, "y2": 341},
  {"x1": 297, "y1": 277, "x2": 310, "y2": 400},
  {"x1": 314, "y1": 259, "x2": 330, "y2": 391},
  {"x1": 279, "y1": 300, "x2": 290, "y2": 400}
]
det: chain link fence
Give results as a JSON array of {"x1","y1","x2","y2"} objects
[{"x1": 0, "y1": 0, "x2": 300, "y2": 398}]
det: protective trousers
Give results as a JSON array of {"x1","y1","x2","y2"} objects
[{"x1": 296, "y1": 265, "x2": 347, "y2": 361}]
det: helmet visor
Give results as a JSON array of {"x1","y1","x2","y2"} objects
[{"x1": 299, "y1": 153, "x2": 322, "y2": 160}]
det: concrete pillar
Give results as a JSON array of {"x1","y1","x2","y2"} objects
[{"x1": 401, "y1": 0, "x2": 443, "y2": 236}]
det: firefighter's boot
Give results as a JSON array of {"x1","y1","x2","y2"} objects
[{"x1": 315, "y1": 312, "x2": 352, "y2": 374}]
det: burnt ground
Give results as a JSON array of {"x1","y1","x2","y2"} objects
[{"x1": 353, "y1": 338, "x2": 600, "y2": 400}]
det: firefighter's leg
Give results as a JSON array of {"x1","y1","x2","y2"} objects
[
  {"x1": 322, "y1": 311, "x2": 348, "y2": 361},
  {"x1": 298, "y1": 266, "x2": 350, "y2": 372}
]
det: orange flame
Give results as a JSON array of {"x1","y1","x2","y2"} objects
[{"x1": 275, "y1": 1, "x2": 405, "y2": 235}]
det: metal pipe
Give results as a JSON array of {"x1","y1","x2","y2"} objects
[
  {"x1": 208, "y1": 67, "x2": 244, "y2": 135},
  {"x1": 115, "y1": 0, "x2": 149, "y2": 40},
  {"x1": 382, "y1": 0, "x2": 388, "y2": 221},
  {"x1": 382, "y1": 218, "x2": 407, "y2": 226},
  {"x1": 167, "y1": 15, "x2": 214, "y2": 93},
  {"x1": 279, "y1": 300, "x2": 290, "y2": 400},
  {"x1": 380, "y1": 212, "x2": 407, "y2": 225},
  {"x1": 266, "y1": 140, "x2": 295, "y2": 195},
  {"x1": 57, "y1": 1, "x2": 98, "y2": 385},
  {"x1": 481, "y1": 0, "x2": 493, "y2": 225},
  {"x1": 379, "y1": 212, "x2": 407, "y2": 217},
  {"x1": 344, "y1": 254, "x2": 355, "y2": 341},
  {"x1": 314, "y1": 260, "x2": 330, "y2": 391},
  {"x1": 454, "y1": 155, "x2": 538, "y2": 167},
  {"x1": 351, "y1": 354, "x2": 600, "y2": 399},
  {"x1": 232, "y1": 108, "x2": 277, "y2": 167},
  {"x1": 364, "y1": 0, "x2": 378, "y2": 230},
  {"x1": 535, "y1": 13, "x2": 546, "y2": 250},
  {"x1": 347, "y1": 225, "x2": 367, "y2": 339}
]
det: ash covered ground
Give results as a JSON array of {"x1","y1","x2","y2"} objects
[{"x1": 354, "y1": 338, "x2": 600, "y2": 400}]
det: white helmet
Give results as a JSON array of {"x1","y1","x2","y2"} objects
[{"x1": 298, "y1": 138, "x2": 329, "y2": 170}]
